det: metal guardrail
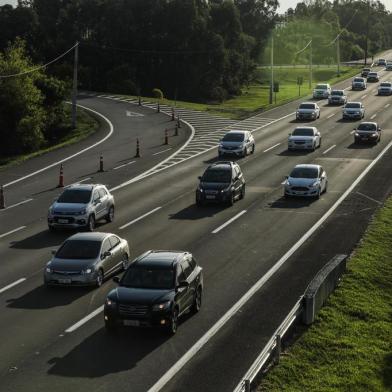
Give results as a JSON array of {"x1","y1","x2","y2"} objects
[
  {"x1": 233, "y1": 254, "x2": 348, "y2": 392},
  {"x1": 233, "y1": 297, "x2": 303, "y2": 392}
]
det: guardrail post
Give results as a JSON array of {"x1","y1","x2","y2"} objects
[
  {"x1": 175, "y1": 125, "x2": 179, "y2": 136},
  {"x1": 171, "y1": 107, "x2": 175, "y2": 121},
  {"x1": 177, "y1": 115, "x2": 181, "y2": 128},
  {"x1": 99, "y1": 155, "x2": 104, "y2": 172},
  {"x1": 275, "y1": 334, "x2": 282, "y2": 364},
  {"x1": 135, "y1": 138, "x2": 141, "y2": 158},
  {"x1": 138, "y1": 96, "x2": 141, "y2": 106},
  {"x1": 58, "y1": 164, "x2": 64, "y2": 187},
  {"x1": 157, "y1": 102, "x2": 160, "y2": 113},
  {"x1": 244, "y1": 379, "x2": 251, "y2": 392},
  {"x1": 164, "y1": 129, "x2": 169, "y2": 145},
  {"x1": 0, "y1": 185, "x2": 5, "y2": 209}
]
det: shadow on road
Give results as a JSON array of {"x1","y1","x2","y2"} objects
[
  {"x1": 169, "y1": 203, "x2": 224, "y2": 220},
  {"x1": 268, "y1": 196, "x2": 316, "y2": 209},
  {"x1": 347, "y1": 142, "x2": 377, "y2": 149},
  {"x1": 10, "y1": 230, "x2": 69, "y2": 250},
  {"x1": 47, "y1": 327, "x2": 169, "y2": 378},
  {"x1": 6, "y1": 285, "x2": 88, "y2": 309},
  {"x1": 276, "y1": 149, "x2": 312, "y2": 157}
]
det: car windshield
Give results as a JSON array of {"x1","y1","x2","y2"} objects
[
  {"x1": 121, "y1": 266, "x2": 174, "y2": 290},
  {"x1": 202, "y1": 169, "x2": 231, "y2": 183},
  {"x1": 363, "y1": 68, "x2": 370, "y2": 72},
  {"x1": 346, "y1": 103, "x2": 360, "y2": 108},
  {"x1": 357, "y1": 123, "x2": 376, "y2": 131},
  {"x1": 368, "y1": 73, "x2": 377, "y2": 76},
  {"x1": 292, "y1": 128, "x2": 314, "y2": 136},
  {"x1": 315, "y1": 85, "x2": 327, "y2": 89},
  {"x1": 354, "y1": 79, "x2": 363, "y2": 82},
  {"x1": 57, "y1": 189, "x2": 92, "y2": 204},
  {"x1": 290, "y1": 167, "x2": 318, "y2": 179},
  {"x1": 56, "y1": 240, "x2": 101, "y2": 259},
  {"x1": 331, "y1": 90, "x2": 343, "y2": 95},
  {"x1": 222, "y1": 133, "x2": 244, "y2": 142},
  {"x1": 380, "y1": 83, "x2": 391, "y2": 87},
  {"x1": 299, "y1": 104, "x2": 315, "y2": 109}
]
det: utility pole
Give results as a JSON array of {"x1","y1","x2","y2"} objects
[
  {"x1": 309, "y1": 40, "x2": 312, "y2": 89},
  {"x1": 269, "y1": 34, "x2": 274, "y2": 105},
  {"x1": 72, "y1": 42, "x2": 79, "y2": 129},
  {"x1": 337, "y1": 35, "x2": 340, "y2": 76},
  {"x1": 364, "y1": 0, "x2": 370, "y2": 66}
]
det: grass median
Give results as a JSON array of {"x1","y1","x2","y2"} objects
[
  {"x1": 0, "y1": 104, "x2": 99, "y2": 169},
  {"x1": 258, "y1": 196, "x2": 392, "y2": 392},
  {"x1": 122, "y1": 65, "x2": 360, "y2": 120}
]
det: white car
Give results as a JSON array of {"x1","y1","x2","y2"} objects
[
  {"x1": 313, "y1": 83, "x2": 331, "y2": 99},
  {"x1": 288, "y1": 127, "x2": 321, "y2": 151},
  {"x1": 378, "y1": 82, "x2": 392, "y2": 95},
  {"x1": 218, "y1": 130, "x2": 255, "y2": 158},
  {"x1": 296, "y1": 102, "x2": 320, "y2": 121},
  {"x1": 386, "y1": 63, "x2": 392, "y2": 71},
  {"x1": 328, "y1": 90, "x2": 347, "y2": 105},
  {"x1": 342, "y1": 102, "x2": 365, "y2": 120},
  {"x1": 352, "y1": 77, "x2": 367, "y2": 90},
  {"x1": 284, "y1": 164, "x2": 328, "y2": 199}
]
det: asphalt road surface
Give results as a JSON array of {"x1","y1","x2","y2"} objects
[{"x1": 1, "y1": 50, "x2": 392, "y2": 392}]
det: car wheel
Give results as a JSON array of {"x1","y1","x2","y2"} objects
[
  {"x1": 251, "y1": 144, "x2": 255, "y2": 154},
  {"x1": 167, "y1": 307, "x2": 179, "y2": 335},
  {"x1": 312, "y1": 143, "x2": 316, "y2": 152},
  {"x1": 192, "y1": 287, "x2": 202, "y2": 314},
  {"x1": 324, "y1": 181, "x2": 328, "y2": 193},
  {"x1": 242, "y1": 148, "x2": 247, "y2": 158},
  {"x1": 315, "y1": 188, "x2": 321, "y2": 199},
  {"x1": 87, "y1": 215, "x2": 95, "y2": 232},
  {"x1": 121, "y1": 254, "x2": 129, "y2": 271},
  {"x1": 105, "y1": 320, "x2": 118, "y2": 334},
  {"x1": 240, "y1": 185, "x2": 246, "y2": 200},
  {"x1": 228, "y1": 192, "x2": 235, "y2": 206},
  {"x1": 196, "y1": 196, "x2": 204, "y2": 207},
  {"x1": 284, "y1": 192, "x2": 290, "y2": 199},
  {"x1": 318, "y1": 112, "x2": 320, "y2": 119},
  {"x1": 318, "y1": 138, "x2": 322, "y2": 148},
  {"x1": 106, "y1": 206, "x2": 114, "y2": 223},
  {"x1": 48, "y1": 225, "x2": 55, "y2": 232},
  {"x1": 95, "y1": 269, "x2": 104, "y2": 287}
]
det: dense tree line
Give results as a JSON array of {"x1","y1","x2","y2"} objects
[
  {"x1": 283, "y1": 0, "x2": 392, "y2": 62},
  {"x1": 0, "y1": 0, "x2": 279, "y2": 102}
]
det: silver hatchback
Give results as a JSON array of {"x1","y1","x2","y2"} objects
[
  {"x1": 44, "y1": 232, "x2": 130, "y2": 287},
  {"x1": 48, "y1": 184, "x2": 115, "y2": 231}
]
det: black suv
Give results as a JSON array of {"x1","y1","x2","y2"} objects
[
  {"x1": 196, "y1": 161, "x2": 245, "y2": 206},
  {"x1": 104, "y1": 250, "x2": 203, "y2": 334},
  {"x1": 361, "y1": 68, "x2": 371, "y2": 77}
]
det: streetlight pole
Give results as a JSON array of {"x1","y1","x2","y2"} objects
[
  {"x1": 337, "y1": 35, "x2": 340, "y2": 76},
  {"x1": 364, "y1": 0, "x2": 370, "y2": 66},
  {"x1": 269, "y1": 34, "x2": 274, "y2": 105},
  {"x1": 72, "y1": 41, "x2": 79, "y2": 129},
  {"x1": 309, "y1": 40, "x2": 313, "y2": 89}
]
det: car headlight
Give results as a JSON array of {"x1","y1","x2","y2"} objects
[
  {"x1": 105, "y1": 298, "x2": 116, "y2": 306},
  {"x1": 372, "y1": 132, "x2": 378, "y2": 137},
  {"x1": 198, "y1": 186, "x2": 204, "y2": 192},
  {"x1": 355, "y1": 132, "x2": 359, "y2": 137},
  {"x1": 77, "y1": 209, "x2": 87, "y2": 215},
  {"x1": 46, "y1": 267, "x2": 52, "y2": 273},
  {"x1": 285, "y1": 180, "x2": 291, "y2": 186},
  {"x1": 221, "y1": 187, "x2": 231, "y2": 193},
  {"x1": 310, "y1": 181, "x2": 320, "y2": 187},
  {"x1": 82, "y1": 268, "x2": 93, "y2": 275},
  {"x1": 152, "y1": 301, "x2": 171, "y2": 311}
]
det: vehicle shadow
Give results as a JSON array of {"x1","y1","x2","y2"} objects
[
  {"x1": 347, "y1": 142, "x2": 376, "y2": 149},
  {"x1": 277, "y1": 149, "x2": 312, "y2": 157},
  {"x1": 203, "y1": 156, "x2": 241, "y2": 164},
  {"x1": 10, "y1": 230, "x2": 69, "y2": 250},
  {"x1": 268, "y1": 196, "x2": 316, "y2": 209},
  {"x1": 47, "y1": 327, "x2": 169, "y2": 378},
  {"x1": 169, "y1": 204, "x2": 224, "y2": 220},
  {"x1": 6, "y1": 285, "x2": 88, "y2": 309}
]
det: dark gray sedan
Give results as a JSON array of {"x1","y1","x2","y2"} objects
[{"x1": 44, "y1": 232, "x2": 130, "y2": 287}]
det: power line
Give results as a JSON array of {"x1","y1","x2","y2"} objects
[
  {"x1": 0, "y1": 42, "x2": 79, "y2": 79},
  {"x1": 294, "y1": 40, "x2": 312, "y2": 56}
]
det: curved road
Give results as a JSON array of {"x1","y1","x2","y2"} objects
[{"x1": 1, "y1": 51, "x2": 392, "y2": 392}]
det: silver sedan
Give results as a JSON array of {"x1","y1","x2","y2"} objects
[{"x1": 44, "y1": 232, "x2": 130, "y2": 287}]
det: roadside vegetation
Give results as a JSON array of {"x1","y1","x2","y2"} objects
[{"x1": 258, "y1": 197, "x2": 392, "y2": 392}]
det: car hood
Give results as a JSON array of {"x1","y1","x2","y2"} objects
[
  {"x1": 49, "y1": 258, "x2": 96, "y2": 271},
  {"x1": 313, "y1": 89, "x2": 327, "y2": 93},
  {"x1": 287, "y1": 177, "x2": 317, "y2": 186},
  {"x1": 200, "y1": 182, "x2": 230, "y2": 191},
  {"x1": 330, "y1": 95, "x2": 345, "y2": 98},
  {"x1": 51, "y1": 202, "x2": 87, "y2": 213},
  {"x1": 220, "y1": 141, "x2": 243, "y2": 147},
  {"x1": 288, "y1": 136, "x2": 315, "y2": 141},
  {"x1": 356, "y1": 130, "x2": 377, "y2": 135},
  {"x1": 297, "y1": 108, "x2": 316, "y2": 112},
  {"x1": 109, "y1": 287, "x2": 173, "y2": 305}
]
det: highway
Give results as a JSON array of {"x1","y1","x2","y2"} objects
[{"x1": 0, "y1": 50, "x2": 392, "y2": 392}]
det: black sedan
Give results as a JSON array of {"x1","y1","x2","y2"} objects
[
  {"x1": 104, "y1": 250, "x2": 203, "y2": 334},
  {"x1": 354, "y1": 122, "x2": 381, "y2": 144}
]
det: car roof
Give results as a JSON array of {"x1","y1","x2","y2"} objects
[
  {"x1": 66, "y1": 232, "x2": 111, "y2": 241},
  {"x1": 331, "y1": 89, "x2": 344, "y2": 92},
  {"x1": 294, "y1": 126, "x2": 316, "y2": 130},
  {"x1": 135, "y1": 250, "x2": 189, "y2": 268},
  {"x1": 207, "y1": 161, "x2": 234, "y2": 170},
  {"x1": 294, "y1": 164, "x2": 320, "y2": 170},
  {"x1": 368, "y1": 71, "x2": 378, "y2": 74},
  {"x1": 299, "y1": 102, "x2": 316, "y2": 106},
  {"x1": 346, "y1": 101, "x2": 361, "y2": 105},
  {"x1": 63, "y1": 183, "x2": 103, "y2": 191},
  {"x1": 358, "y1": 122, "x2": 377, "y2": 127},
  {"x1": 225, "y1": 130, "x2": 247, "y2": 135},
  {"x1": 315, "y1": 83, "x2": 329, "y2": 86}
]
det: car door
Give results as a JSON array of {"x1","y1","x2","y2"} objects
[
  {"x1": 100, "y1": 238, "x2": 113, "y2": 274},
  {"x1": 319, "y1": 167, "x2": 327, "y2": 191},
  {"x1": 175, "y1": 264, "x2": 190, "y2": 314},
  {"x1": 92, "y1": 190, "x2": 104, "y2": 219},
  {"x1": 181, "y1": 257, "x2": 196, "y2": 309},
  {"x1": 233, "y1": 166, "x2": 242, "y2": 197},
  {"x1": 245, "y1": 132, "x2": 252, "y2": 152},
  {"x1": 109, "y1": 235, "x2": 122, "y2": 271},
  {"x1": 98, "y1": 188, "x2": 109, "y2": 216}
]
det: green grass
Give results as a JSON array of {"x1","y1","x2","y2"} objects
[
  {"x1": 0, "y1": 104, "x2": 99, "y2": 169},
  {"x1": 258, "y1": 197, "x2": 392, "y2": 392},
  {"x1": 121, "y1": 65, "x2": 360, "y2": 120}
]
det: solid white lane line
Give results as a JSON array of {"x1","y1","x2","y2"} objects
[
  {"x1": 212, "y1": 210, "x2": 247, "y2": 234},
  {"x1": 385, "y1": 103, "x2": 390, "y2": 108},
  {"x1": 0, "y1": 199, "x2": 33, "y2": 211},
  {"x1": 65, "y1": 305, "x2": 104, "y2": 333},
  {"x1": 71, "y1": 177, "x2": 91, "y2": 186},
  {"x1": 0, "y1": 226, "x2": 26, "y2": 239},
  {"x1": 153, "y1": 148, "x2": 172, "y2": 156},
  {"x1": 4, "y1": 104, "x2": 114, "y2": 189},
  {"x1": 322, "y1": 145, "x2": 336, "y2": 155},
  {"x1": 113, "y1": 161, "x2": 136, "y2": 170},
  {"x1": 263, "y1": 143, "x2": 281, "y2": 153},
  {"x1": 370, "y1": 113, "x2": 377, "y2": 119},
  {"x1": 119, "y1": 207, "x2": 162, "y2": 230},
  {"x1": 147, "y1": 138, "x2": 392, "y2": 392},
  {"x1": 0, "y1": 278, "x2": 26, "y2": 295},
  {"x1": 350, "y1": 130, "x2": 356, "y2": 134},
  {"x1": 361, "y1": 94, "x2": 367, "y2": 99},
  {"x1": 327, "y1": 113, "x2": 336, "y2": 119}
]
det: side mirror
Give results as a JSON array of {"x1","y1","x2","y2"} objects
[
  {"x1": 288, "y1": 133, "x2": 291, "y2": 136},
  {"x1": 285, "y1": 175, "x2": 288, "y2": 180},
  {"x1": 94, "y1": 199, "x2": 101, "y2": 205},
  {"x1": 198, "y1": 176, "x2": 202, "y2": 180},
  {"x1": 113, "y1": 276, "x2": 120, "y2": 284},
  {"x1": 378, "y1": 128, "x2": 382, "y2": 131},
  {"x1": 177, "y1": 281, "x2": 189, "y2": 289},
  {"x1": 102, "y1": 251, "x2": 111, "y2": 259},
  {"x1": 51, "y1": 249, "x2": 57, "y2": 255}
]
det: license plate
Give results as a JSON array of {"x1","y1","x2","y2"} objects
[
  {"x1": 58, "y1": 219, "x2": 69, "y2": 224},
  {"x1": 206, "y1": 195, "x2": 216, "y2": 200},
  {"x1": 58, "y1": 278, "x2": 71, "y2": 284},
  {"x1": 362, "y1": 138, "x2": 368, "y2": 140},
  {"x1": 123, "y1": 320, "x2": 140, "y2": 327}
]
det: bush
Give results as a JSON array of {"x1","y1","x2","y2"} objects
[{"x1": 152, "y1": 88, "x2": 164, "y2": 100}]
